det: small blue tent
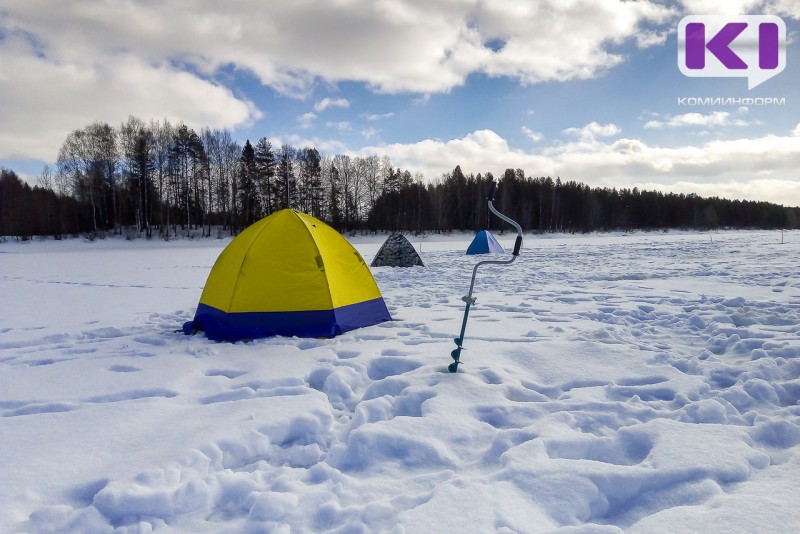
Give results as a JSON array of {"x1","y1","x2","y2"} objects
[{"x1": 466, "y1": 230, "x2": 505, "y2": 255}]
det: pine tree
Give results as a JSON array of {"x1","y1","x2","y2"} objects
[
  {"x1": 237, "y1": 140, "x2": 258, "y2": 228},
  {"x1": 254, "y1": 138, "x2": 276, "y2": 216}
]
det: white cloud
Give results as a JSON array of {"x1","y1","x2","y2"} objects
[
  {"x1": 637, "y1": 179, "x2": 800, "y2": 206},
  {"x1": 361, "y1": 112, "x2": 395, "y2": 121},
  {"x1": 0, "y1": 0, "x2": 676, "y2": 162},
  {"x1": 766, "y1": 0, "x2": 800, "y2": 18},
  {"x1": 563, "y1": 122, "x2": 622, "y2": 140},
  {"x1": 326, "y1": 121, "x2": 352, "y2": 132},
  {"x1": 361, "y1": 130, "x2": 551, "y2": 180},
  {"x1": 278, "y1": 134, "x2": 349, "y2": 156},
  {"x1": 521, "y1": 126, "x2": 544, "y2": 142},
  {"x1": 2, "y1": 0, "x2": 797, "y2": 173},
  {"x1": 678, "y1": 0, "x2": 764, "y2": 16},
  {"x1": 475, "y1": 1, "x2": 674, "y2": 84},
  {"x1": 0, "y1": 11, "x2": 259, "y2": 161},
  {"x1": 635, "y1": 29, "x2": 671, "y2": 48},
  {"x1": 2, "y1": 0, "x2": 676, "y2": 100},
  {"x1": 360, "y1": 128, "x2": 800, "y2": 206},
  {"x1": 314, "y1": 98, "x2": 350, "y2": 112},
  {"x1": 360, "y1": 127, "x2": 380, "y2": 140},
  {"x1": 678, "y1": 0, "x2": 800, "y2": 18},
  {"x1": 644, "y1": 111, "x2": 753, "y2": 129},
  {"x1": 297, "y1": 112, "x2": 317, "y2": 129}
]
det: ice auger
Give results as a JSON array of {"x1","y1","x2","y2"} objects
[{"x1": 448, "y1": 180, "x2": 523, "y2": 373}]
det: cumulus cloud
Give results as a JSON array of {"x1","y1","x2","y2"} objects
[
  {"x1": 361, "y1": 112, "x2": 395, "y2": 121},
  {"x1": 326, "y1": 121, "x2": 352, "y2": 132},
  {"x1": 297, "y1": 112, "x2": 317, "y2": 129},
  {"x1": 644, "y1": 110, "x2": 754, "y2": 129},
  {"x1": 4, "y1": 0, "x2": 676, "y2": 97},
  {"x1": 476, "y1": 1, "x2": 674, "y2": 84},
  {"x1": 361, "y1": 130, "x2": 552, "y2": 180},
  {"x1": 360, "y1": 127, "x2": 380, "y2": 140},
  {"x1": 767, "y1": 0, "x2": 800, "y2": 18},
  {"x1": 637, "y1": 179, "x2": 800, "y2": 206},
  {"x1": 0, "y1": 28, "x2": 258, "y2": 161},
  {"x1": 678, "y1": 0, "x2": 800, "y2": 18},
  {"x1": 677, "y1": 0, "x2": 764, "y2": 16},
  {"x1": 360, "y1": 127, "x2": 800, "y2": 206},
  {"x1": 314, "y1": 98, "x2": 350, "y2": 112},
  {"x1": 563, "y1": 122, "x2": 622, "y2": 140},
  {"x1": 0, "y1": 0, "x2": 677, "y2": 161},
  {"x1": 634, "y1": 30, "x2": 671, "y2": 48},
  {"x1": 0, "y1": 5, "x2": 260, "y2": 161},
  {"x1": 522, "y1": 126, "x2": 544, "y2": 142}
]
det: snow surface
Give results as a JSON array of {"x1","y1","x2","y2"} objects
[{"x1": 1, "y1": 230, "x2": 799, "y2": 533}]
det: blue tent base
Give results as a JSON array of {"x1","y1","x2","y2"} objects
[{"x1": 184, "y1": 298, "x2": 391, "y2": 341}]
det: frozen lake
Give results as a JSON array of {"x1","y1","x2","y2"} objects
[{"x1": 1, "y1": 229, "x2": 798, "y2": 533}]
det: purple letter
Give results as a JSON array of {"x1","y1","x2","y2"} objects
[
  {"x1": 759, "y1": 23, "x2": 779, "y2": 69},
  {"x1": 685, "y1": 22, "x2": 706, "y2": 69},
  {"x1": 707, "y1": 22, "x2": 748, "y2": 69}
]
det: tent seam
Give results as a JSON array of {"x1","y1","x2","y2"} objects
[
  {"x1": 294, "y1": 210, "x2": 335, "y2": 312},
  {"x1": 225, "y1": 216, "x2": 275, "y2": 314}
]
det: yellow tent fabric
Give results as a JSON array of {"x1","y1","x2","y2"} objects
[{"x1": 184, "y1": 209, "x2": 391, "y2": 340}]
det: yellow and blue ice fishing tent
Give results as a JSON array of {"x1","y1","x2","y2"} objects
[{"x1": 184, "y1": 209, "x2": 391, "y2": 341}]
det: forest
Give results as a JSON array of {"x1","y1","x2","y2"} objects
[{"x1": 1, "y1": 117, "x2": 798, "y2": 240}]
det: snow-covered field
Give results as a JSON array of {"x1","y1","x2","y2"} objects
[{"x1": 1, "y1": 230, "x2": 799, "y2": 533}]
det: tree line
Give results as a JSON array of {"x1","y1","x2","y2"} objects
[
  {"x1": 1, "y1": 117, "x2": 798, "y2": 240},
  {"x1": 374, "y1": 167, "x2": 799, "y2": 234},
  {"x1": 28, "y1": 117, "x2": 403, "y2": 239}
]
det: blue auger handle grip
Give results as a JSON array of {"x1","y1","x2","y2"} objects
[{"x1": 487, "y1": 180, "x2": 497, "y2": 202}]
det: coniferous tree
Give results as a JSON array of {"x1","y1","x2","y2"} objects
[
  {"x1": 237, "y1": 140, "x2": 258, "y2": 228},
  {"x1": 276, "y1": 144, "x2": 296, "y2": 210},
  {"x1": 254, "y1": 138, "x2": 277, "y2": 217},
  {"x1": 326, "y1": 158, "x2": 343, "y2": 229},
  {"x1": 298, "y1": 147, "x2": 322, "y2": 218}
]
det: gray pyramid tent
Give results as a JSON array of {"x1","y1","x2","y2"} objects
[{"x1": 371, "y1": 234, "x2": 424, "y2": 267}]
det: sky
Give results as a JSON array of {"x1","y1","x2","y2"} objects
[{"x1": 1, "y1": 0, "x2": 799, "y2": 207}]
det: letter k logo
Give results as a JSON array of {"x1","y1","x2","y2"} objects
[
  {"x1": 678, "y1": 15, "x2": 786, "y2": 89},
  {"x1": 686, "y1": 22, "x2": 748, "y2": 69}
]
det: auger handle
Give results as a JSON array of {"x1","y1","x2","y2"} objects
[
  {"x1": 487, "y1": 180, "x2": 497, "y2": 202},
  {"x1": 513, "y1": 235, "x2": 522, "y2": 256}
]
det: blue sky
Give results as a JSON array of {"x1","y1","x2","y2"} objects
[{"x1": 1, "y1": 0, "x2": 799, "y2": 206}]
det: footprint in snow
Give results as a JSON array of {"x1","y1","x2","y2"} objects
[
  {"x1": 205, "y1": 369, "x2": 247, "y2": 379},
  {"x1": 108, "y1": 364, "x2": 141, "y2": 373},
  {"x1": 367, "y1": 357, "x2": 423, "y2": 380}
]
